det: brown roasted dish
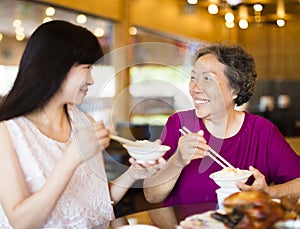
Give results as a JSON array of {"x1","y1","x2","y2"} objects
[{"x1": 211, "y1": 191, "x2": 300, "y2": 229}]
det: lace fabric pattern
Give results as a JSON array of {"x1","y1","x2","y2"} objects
[{"x1": 0, "y1": 107, "x2": 114, "y2": 228}]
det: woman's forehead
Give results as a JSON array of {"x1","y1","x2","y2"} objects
[{"x1": 193, "y1": 54, "x2": 225, "y2": 74}]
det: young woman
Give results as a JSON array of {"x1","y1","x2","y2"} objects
[{"x1": 0, "y1": 20, "x2": 158, "y2": 229}]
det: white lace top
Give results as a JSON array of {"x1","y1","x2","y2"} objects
[{"x1": 0, "y1": 107, "x2": 115, "y2": 229}]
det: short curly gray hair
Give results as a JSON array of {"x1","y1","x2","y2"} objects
[{"x1": 195, "y1": 44, "x2": 257, "y2": 106}]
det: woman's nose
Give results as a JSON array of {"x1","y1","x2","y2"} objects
[
  {"x1": 190, "y1": 80, "x2": 202, "y2": 93},
  {"x1": 87, "y1": 72, "x2": 94, "y2": 85}
]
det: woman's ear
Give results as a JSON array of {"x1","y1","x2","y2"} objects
[{"x1": 231, "y1": 89, "x2": 238, "y2": 99}]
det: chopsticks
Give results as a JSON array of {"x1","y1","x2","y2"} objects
[
  {"x1": 179, "y1": 126, "x2": 235, "y2": 169},
  {"x1": 109, "y1": 134, "x2": 136, "y2": 145}
]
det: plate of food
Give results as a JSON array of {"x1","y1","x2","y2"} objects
[
  {"x1": 177, "y1": 210, "x2": 226, "y2": 229},
  {"x1": 178, "y1": 191, "x2": 300, "y2": 229}
]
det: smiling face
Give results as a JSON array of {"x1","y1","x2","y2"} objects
[
  {"x1": 189, "y1": 54, "x2": 237, "y2": 120},
  {"x1": 59, "y1": 64, "x2": 94, "y2": 105}
]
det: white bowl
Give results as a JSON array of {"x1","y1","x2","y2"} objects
[
  {"x1": 209, "y1": 168, "x2": 252, "y2": 189},
  {"x1": 274, "y1": 220, "x2": 300, "y2": 228},
  {"x1": 123, "y1": 141, "x2": 170, "y2": 164},
  {"x1": 117, "y1": 225, "x2": 159, "y2": 229},
  {"x1": 216, "y1": 188, "x2": 240, "y2": 209}
]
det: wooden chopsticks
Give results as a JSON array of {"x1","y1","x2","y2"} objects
[
  {"x1": 179, "y1": 126, "x2": 235, "y2": 169},
  {"x1": 109, "y1": 134, "x2": 136, "y2": 145}
]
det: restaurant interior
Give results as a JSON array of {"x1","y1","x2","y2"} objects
[{"x1": 1, "y1": 0, "x2": 300, "y2": 221}]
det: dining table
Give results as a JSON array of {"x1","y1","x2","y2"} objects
[{"x1": 109, "y1": 202, "x2": 219, "y2": 228}]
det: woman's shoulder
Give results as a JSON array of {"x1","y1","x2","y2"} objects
[
  {"x1": 169, "y1": 109, "x2": 197, "y2": 120},
  {"x1": 244, "y1": 112, "x2": 277, "y2": 131},
  {"x1": 69, "y1": 106, "x2": 94, "y2": 126}
]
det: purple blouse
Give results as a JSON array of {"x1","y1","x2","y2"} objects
[{"x1": 160, "y1": 110, "x2": 300, "y2": 206}]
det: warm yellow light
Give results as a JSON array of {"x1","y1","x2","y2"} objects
[
  {"x1": 239, "y1": 19, "x2": 248, "y2": 29},
  {"x1": 0, "y1": 33, "x2": 3, "y2": 42},
  {"x1": 13, "y1": 19, "x2": 22, "y2": 28},
  {"x1": 187, "y1": 0, "x2": 198, "y2": 4},
  {"x1": 128, "y1": 26, "x2": 137, "y2": 35},
  {"x1": 94, "y1": 27, "x2": 105, "y2": 37},
  {"x1": 45, "y1": 7, "x2": 55, "y2": 16},
  {"x1": 208, "y1": 4, "x2": 218, "y2": 14},
  {"x1": 225, "y1": 21, "x2": 235, "y2": 28},
  {"x1": 76, "y1": 14, "x2": 87, "y2": 24},
  {"x1": 43, "y1": 17, "x2": 53, "y2": 23},
  {"x1": 16, "y1": 33, "x2": 25, "y2": 41},
  {"x1": 253, "y1": 4, "x2": 263, "y2": 12},
  {"x1": 15, "y1": 26, "x2": 24, "y2": 35},
  {"x1": 276, "y1": 19, "x2": 285, "y2": 27},
  {"x1": 225, "y1": 12, "x2": 234, "y2": 22}
]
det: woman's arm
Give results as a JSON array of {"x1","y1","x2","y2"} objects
[
  {"x1": 238, "y1": 166, "x2": 300, "y2": 199},
  {"x1": 143, "y1": 153, "x2": 186, "y2": 204},
  {"x1": 0, "y1": 121, "x2": 106, "y2": 229},
  {"x1": 144, "y1": 131, "x2": 209, "y2": 204},
  {"x1": 109, "y1": 159, "x2": 160, "y2": 204},
  {"x1": 0, "y1": 122, "x2": 82, "y2": 229}
]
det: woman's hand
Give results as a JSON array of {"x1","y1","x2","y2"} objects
[
  {"x1": 177, "y1": 130, "x2": 210, "y2": 166},
  {"x1": 237, "y1": 166, "x2": 269, "y2": 193},
  {"x1": 127, "y1": 157, "x2": 166, "y2": 180},
  {"x1": 70, "y1": 121, "x2": 110, "y2": 165}
]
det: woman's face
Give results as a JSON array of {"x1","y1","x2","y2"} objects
[
  {"x1": 189, "y1": 54, "x2": 236, "y2": 120},
  {"x1": 60, "y1": 64, "x2": 94, "y2": 105}
]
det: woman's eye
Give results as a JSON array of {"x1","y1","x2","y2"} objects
[{"x1": 84, "y1": 65, "x2": 92, "y2": 69}]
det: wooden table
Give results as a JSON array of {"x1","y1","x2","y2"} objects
[{"x1": 109, "y1": 202, "x2": 218, "y2": 228}]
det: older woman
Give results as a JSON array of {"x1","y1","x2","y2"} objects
[{"x1": 144, "y1": 44, "x2": 300, "y2": 206}]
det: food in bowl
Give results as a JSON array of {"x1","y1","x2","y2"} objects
[
  {"x1": 211, "y1": 191, "x2": 285, "y2": 229},
  {"x1": 209, "y1": 168, "x2": 252, "y2": 189},
  {"x1": 123, "y1": 140, "x2": 170, "y2": 164},
  {"x1": 126, "y1": 140, "x2": 161, "y2": 150}
]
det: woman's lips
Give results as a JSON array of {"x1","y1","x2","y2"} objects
[
  {"x1": 194, "y1": 99, "x2": 209, "y2": 104},
  {"x1": 80, "y1": 89, "x2": 88, "y2": 95}
]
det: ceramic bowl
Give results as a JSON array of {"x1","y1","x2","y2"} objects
[
  {"x1": 117, "y1": 225, "x2": 159, "y2": 229},
  {"x1": 209, "y1": 168, "x2": 252, "y2": 189},
  {"x1": 123, "y1": 141, "x2": 170, "y2": 164}
]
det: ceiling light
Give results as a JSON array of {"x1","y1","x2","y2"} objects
[
  {"x1": 76, "y1": 14, "x2": 87, "y2": 24},
  {"x1": 94, "y1": 27, "x2": 104, "y2": 37},
  {"x1": 225, "y1": 21, "x2": 235, "y2": 28},
  {"x1": 128, "y1": 26, "x2": 137, "y2": 35},
  {"x1": 13, "y1": 19, "x2": 22, "y2": 28},
  {"x1": 187, "y1": 0, "x2": 198, "y2": 4},
  {"x1": 226, "y1": 0, "x2": 242, "y2": 6},
  {"x1": 225, "y1": 12, "x2": 234, "y2": 22},
  {"x1": 276, "y1": 19, "x2": 285, "y2": 27},
  {"x1": 45, "y1": 7, "x2": 55, "y2": 16},
  {"x1": 43, "y1": 17, "x2": 53, "y2": 23},
  {"x1": 208, "y1": 4, "x2": 218, "y2": 14},
  {"x1": 253, "y1": 4, "x2": 263, "y2": 12},
  {"x1": 16, "y1": 33, "x2": 25, "y2": 41},
  {"x1": 239, "y1": 19, "x2": 248, "y2": 29},
  {"x1": 15, "y1": 26, "x2": 24, "y2": 34}
]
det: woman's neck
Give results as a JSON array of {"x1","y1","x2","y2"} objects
[
  {"x1": 26, "y1": 103, "x2": 71, "y2": 142},
  {"x1": 203, "y1": 110, "x2": 245, "y2": 139}
]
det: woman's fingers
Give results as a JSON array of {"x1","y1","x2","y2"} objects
[{"x1": 93, "y1": 122, "x2": 110, "y2": 148}]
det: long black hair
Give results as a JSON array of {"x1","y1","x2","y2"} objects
[{"x1": 0, "y1": 20, "x2": 103, "y2": 121}]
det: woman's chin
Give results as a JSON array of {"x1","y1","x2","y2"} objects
[{"x1": 195, "y1": 109, "x2": 210, "y2": 119}]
